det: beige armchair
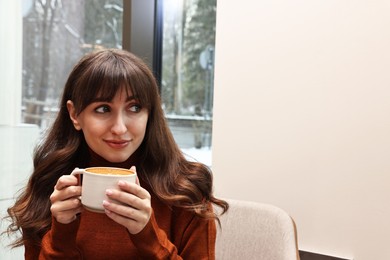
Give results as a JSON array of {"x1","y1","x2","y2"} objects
[{"x1": 215, "y1": 199, "x2": 300, "y2": 260}]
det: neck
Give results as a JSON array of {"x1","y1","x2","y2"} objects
[{"x1": 88, "y1": 148, "x2": 139, "y2": 169}]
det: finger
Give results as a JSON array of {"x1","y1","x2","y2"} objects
[
  {"x1": 105, "y1": 188, "x2": 147, "y2": 211},
  {"x1": 54, "y1": 175, "x2": 79, "y2": 190},
  {"x1": 51, "y1": 197, "x2": 82, "y2": 213},
  {"x1": 103, "y1": 201, "x2": 149, "y2": 234},
  {"x1": 118, "y1": 181, "x2": 150, "y2": 200},
  {"x1": 51, "y1": 198, "x2": 83, "y2": 224},
  {"x1": 53, "y1": 207, "x2": 83, "y2": 224},
  {"x1": 102, "y1": 200, "x2": 142, "y2": 221},
  {"x1": 50, "y1": 185, "x2": 82, "y2": 203},
  {"x1": 105, "y1": 209, "x2": 143, "y2": 234}
]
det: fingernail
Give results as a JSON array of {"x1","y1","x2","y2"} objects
[
  {"x1": 103, "y1": 200, "x2": 110, "y2": 206},
  {"x1": 106, "y1": 189, "x2": 113, "y2": 195},
  {"x1": 118, "y1": 180, "x2": 125, "y2": 186}
]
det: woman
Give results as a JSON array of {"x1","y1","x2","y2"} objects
[{"x1": 6, "y1": 49, "x2": 228, "y2": 259}]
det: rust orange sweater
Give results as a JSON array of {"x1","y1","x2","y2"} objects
[{"x1": 23, "y1": 152, "x2": 216, "y2": 259}]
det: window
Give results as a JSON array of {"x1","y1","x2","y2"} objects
[
  {"x1": 22, "y1": 0, "x2": 123, "y2": 129},
  {"x1": 159, "y1": 0, "x2": 216, "y2": 166},
  {"x1": 21, "y1": 0, "x2": 216, "y2": 166}
]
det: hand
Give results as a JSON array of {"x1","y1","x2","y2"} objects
[
  {"x1": 102, "y1": 167, "x2": 152, "y2": 234},
  {"x1": 50, "y1": 174, "x2": 83, "y2": 224}
]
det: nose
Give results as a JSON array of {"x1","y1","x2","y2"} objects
[{"x1": 111, "y1": 113, "x2": 127, "y2": 135}]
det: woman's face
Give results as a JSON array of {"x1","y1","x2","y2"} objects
[{"x1": 67, "y1": 88, "x2": 148, "y2": 163}]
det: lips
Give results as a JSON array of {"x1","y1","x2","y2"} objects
[{"x1": 104, "y1": 139, "x2": 131, "y2": 149}]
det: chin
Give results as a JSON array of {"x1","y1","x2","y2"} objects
[
  {"x1": 110, "y1": 158, "x2": 130, "y2": 163},
  {"x1": 103, "y1": 154, "x2": 131, "y2": 163}
]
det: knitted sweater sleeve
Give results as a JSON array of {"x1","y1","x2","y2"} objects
[
  {"x1": 130, "y1": 207, "x2": 216, "y2": 259},
  {"x1": 24, "y1": 207, "x2": 216, "y2": 259},
  {"x1": 24, "y1": 217, "x2": 82, "y2": 260}
]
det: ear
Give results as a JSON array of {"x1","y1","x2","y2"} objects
[{"x1": 66, "y1": 100, "x2": 82, "y2": 131}]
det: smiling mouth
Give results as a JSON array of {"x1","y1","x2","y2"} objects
[{"x1": 104, "y1": 140, "x2": 131, "y2": 148}]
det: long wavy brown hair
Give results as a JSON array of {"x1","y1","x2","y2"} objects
[{"x1": 5, "y1": 49, "x2": 228, "y2": 248}]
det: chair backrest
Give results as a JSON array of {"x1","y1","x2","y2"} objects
[{"x1": 215, "y1": 199, "x2": 300, "y2": 260}]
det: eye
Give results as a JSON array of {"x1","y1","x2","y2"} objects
[
  {"x1": 95, "y1": 105, "x2": 110, "y2": 114},
  {"x1": 128, "y1": 104, "x2": 142, "y2": 113}
]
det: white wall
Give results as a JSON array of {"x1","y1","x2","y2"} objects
[
  {"x1": 0, "y1": 1, "x2": 39, "y2": 259},
  {"x1": 212, "y1": 1, "x2": 390, "y2": 259},
  {"x1": 0, "y1": 0, "x2": 22, "y2": 126},
  {"x1": 0, "y1": 125, "x2": 39, "y2": 259}
]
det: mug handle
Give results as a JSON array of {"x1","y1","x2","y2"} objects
[
  {"x1": 71, "y1": 168, "x2": 85, "y2": 185},
  {"x1": 71, "y1": 168, "x2": 84, "y2": 199}
]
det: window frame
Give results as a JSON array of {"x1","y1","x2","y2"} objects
[{"x1": 122, "y1": 0, "x2": 163, "y2": 90}]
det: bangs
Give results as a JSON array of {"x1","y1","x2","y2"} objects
[{"x1": 72, "y1": 50, "x2": 155, "y2": 114}]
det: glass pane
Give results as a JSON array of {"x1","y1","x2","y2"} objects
[
  {"x1": 22, "y1": 0, "x2": 123, "y2": 129},
  {"x1": 161, "y1": 0, "x2": 216, "y2": 165}
]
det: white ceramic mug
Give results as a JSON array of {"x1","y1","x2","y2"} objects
[{"x1": 71, "y1": 167, "x2": 136, "y2": 213}]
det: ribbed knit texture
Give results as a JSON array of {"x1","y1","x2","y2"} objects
[{"x1": 24, "y1": 151, "x2": 216, "y2": 259}]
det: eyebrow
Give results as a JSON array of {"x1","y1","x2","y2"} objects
[
  {"x1": 126, "y1": 96, "x2": 138, "y2": 101},
  {"x1": 91, "y1": 95, "x2": 138, "y2": 103}
]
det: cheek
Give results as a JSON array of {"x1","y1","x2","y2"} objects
[
  {"x1": 80, "y1": 121, "x2": 106, "y2": 140},
  {"x1": 131, "y1": 115, "x2": 148, "y2": 136}
]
